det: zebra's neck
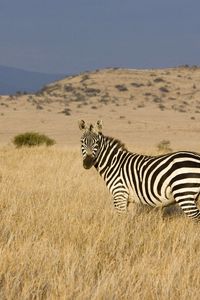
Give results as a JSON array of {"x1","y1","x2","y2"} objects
[{"x1": 93, "y1": 134, "x2": 129, "y2": 176}]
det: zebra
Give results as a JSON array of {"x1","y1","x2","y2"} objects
[{"x1": 78, "y1": 120, "x2": 200, "y2": 221}]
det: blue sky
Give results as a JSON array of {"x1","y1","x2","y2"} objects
[{"x1": 0, "y1": 0, "x2": 200, "y2": 74}]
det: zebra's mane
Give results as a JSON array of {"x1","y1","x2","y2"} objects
[{"x1": 103, "y1": 134, "x2": 128, "y2": 151}]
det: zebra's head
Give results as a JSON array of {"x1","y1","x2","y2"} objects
[{"x1": 78, "y1": 120, "x2": 102, "y2": 169}]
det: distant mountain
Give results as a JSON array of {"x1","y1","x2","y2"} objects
[{"x1": 0, "y1": 65, "x2": 66, "y2": 95}]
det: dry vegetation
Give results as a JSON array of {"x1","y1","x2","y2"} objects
[
  {"x1": 0, "y1": 146, "x2": 199, "y2": 299},
  {"x1": 1, "y1": 66, "x2": 200, "y2": 298},
  {"x1": 1, "y1": 66, "x2": 200, "y2": 151}
]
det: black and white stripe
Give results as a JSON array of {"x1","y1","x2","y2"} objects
[{"x1": 79, "y1": 120, "x2": 200, "y2": 220}]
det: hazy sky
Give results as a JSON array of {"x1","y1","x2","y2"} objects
[{"x1": 0, "y1": 0, "x2": 200, "y2": 74}]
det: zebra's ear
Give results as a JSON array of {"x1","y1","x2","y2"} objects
[
  {"x1": 78, "y1": 120, "x2": 86, "y2": 131},
  {"x1": 96, "y1": 120, "x2": 103, "y2": 132}
]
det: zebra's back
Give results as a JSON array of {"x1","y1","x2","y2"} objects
[{"x1": 123, "y1": 151, "x2": 200, "y2": 214}]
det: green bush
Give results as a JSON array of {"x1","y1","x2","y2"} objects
[{"x1": 13, "y1": 132, "x2": 56, "y2": 148}]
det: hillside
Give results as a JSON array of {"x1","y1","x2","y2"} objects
[
  {"x1": 0, "y1": 65, "x2": 65, "y2": 94},
  {"x1": 0, "y1": 66, "x2": 200, "y2": 152}
]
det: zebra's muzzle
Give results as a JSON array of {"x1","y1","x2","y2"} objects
[{"x1": 83, "y1": 155, "x2": 94, "y2": 169}]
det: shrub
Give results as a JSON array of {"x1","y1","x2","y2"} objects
[
  {"x1": 154, "y1": 77, "x2": 165, "y2": 83},
  {"x1": 74, "y1": 92, "x2": 86, "y2": 102},
  {"x1": 13, "y1": 132, "x2": 55, "y2": 148},
  {"x1": 115, "y1": 84, "x2": 128, "y2": 91},
  {"x1": 59, "y1": 108, "x2": 71, "y2": 115},
  {"x1": 84, "y1": 87, "x2": 101, "y2": 96},
  {"x1": 131, "y1": 82, "x2": 144, "y2": 88},
  {"x1": 64, "y1": 84, "x2": 74, "y2": 92},
  {"x1": 158, "y1": 104, "x2": 166, "y2": 111},
  {"x1": 80, "y1": 74, "x2": 90, "y2": 82},
  {"x1": 159, "y1": 86, "x2": 169, "y2": 93},
  {"x1": 157, "y1": 140, "x2": 172, "y2": 153}
]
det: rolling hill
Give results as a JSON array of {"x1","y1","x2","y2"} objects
[{"x1": 0, "y1": 66, "x2": 200, "y2": 151}]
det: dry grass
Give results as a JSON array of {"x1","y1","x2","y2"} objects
[{"x1": 0, "y1": 146, "x2": 199, "y2": 299}]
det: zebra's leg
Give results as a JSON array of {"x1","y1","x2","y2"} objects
[
  {"x1": 113, "y1": 191, "x2": 129, "y2": 213},
  {"x1": 174, "y1": 195, "x2": 200, "y2": 221}
]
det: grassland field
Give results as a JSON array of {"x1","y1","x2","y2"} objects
[{"x1": 0, "y1": 145, "x2": 199, "y2": 300}]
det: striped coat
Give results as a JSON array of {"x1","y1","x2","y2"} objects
[{"x1": 79, "y1": 120, "x2": 200, "y2": 221}]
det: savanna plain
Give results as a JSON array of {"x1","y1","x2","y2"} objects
[
  {"x1": 0, "y1": 67, "x2": 200, "y2": 299},
  {"x1": 0, "y1": 146, "x2": 200, "y2": 300}
]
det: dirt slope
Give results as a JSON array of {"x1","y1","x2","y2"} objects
[{"x1": 0, "y1": 66, "x2": 200, "y2": 153}]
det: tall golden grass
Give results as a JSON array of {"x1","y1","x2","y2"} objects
[{"x1": 0, "y1": 146, "x2": 199, "y2": 299}]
